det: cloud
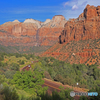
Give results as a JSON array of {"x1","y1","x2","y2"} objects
[
  {"x1": 59, "y1": 0, "x2": 100, "y2": 20},
  {"x1": 63, "y1": 2, "x2": 69, "y2": 7},
  {"x1": 81, "y1": 1, "x2": 88, "y2": 6},
  {"x1": 72, "y1": 5, "x2": 78, "y2": 10}
]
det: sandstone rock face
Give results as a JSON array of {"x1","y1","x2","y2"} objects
[
  {"x1": 23, "y1": 19, "x2": 41, "y2": 28},
  {"x1": 11, "y1": 23, "x2": 38, "y2": 36},
  {"x1": 0, "y1": 15, "x2": 67, "y2": 46},
  {"x1": 13, "y1": 20, "x2": 20, "y2": 23},
  {"x1": 41, "y1": 5, "x2": 100, "y2": 65},
  {"x1": 41, "y1": 19, "x2": 51, "y2": 26},
  {"x1": 59, "y1": 4, "x2": 100, "y2": 44},
  {"x1": 37, "y1": 15, "x2": 67, "y2": 46},
  {"x1": 42, "y1": 15, "x2": 67, "y2": 28}
]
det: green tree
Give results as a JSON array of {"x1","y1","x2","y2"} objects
[
  {"x1": 5, "y1": 70, "x2": 16, "y2": 79},
  {"x1": 0, "y1": 74, "x2": 5, "y2": 84},
  {"x1": 10, "y1": 63, "x2": 19, "y2": 71},
  {"x1": 79, "y1": 96, "x2": 88, "y2": 100},
  {"x1": 0, "y1": 53, "x2": 4, "y2": 61},
  {"x1": 88, "y1": 86, "x2": 100, "y2": 100},
  {"x1": 11, "y1": 70, "x2": 47, "y2": 96},
  {"x1": 54, "y1": 74, "x2": 64, "y2": 83},
  {"x1": 2, "y1": 86, "x2": 19, "y2": 100},
  {"x1": 18, "y1": 60, "x2": 25, "y2": 65}
]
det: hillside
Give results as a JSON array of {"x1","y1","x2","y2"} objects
[
  {"x1": 40, "y1": 4, "x2": 100, "y2": 65},
  {"x1": 40, "y1": 39, "x2": 100, "y2": 65},
  {"x1": 0, "y1": 53, "x2": 100, "y2": 100},
  {"x1": 0, "y1": 44, "x2": 51, "y2": 54}
]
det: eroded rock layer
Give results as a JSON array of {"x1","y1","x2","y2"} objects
[
  {"x1": 41, "y1": 5, "x2": 100, "y2": 65},
  {"x1": 0, "y1": 15, "x2": 67, "y2": 46},
  {"x1": 59, "y1": 4, "x2": 100, "y2": 44}
]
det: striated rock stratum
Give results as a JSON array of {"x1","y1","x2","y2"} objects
[
  {"x1": 40, "y1": 4, "x2": 100, "y2": 65},
  {"x1": 0, "y1": 15, "x2": 67, "y2": 46}
]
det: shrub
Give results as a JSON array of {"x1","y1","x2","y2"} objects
[
  {"x1": 0, "y1": 74, "x2": 5, "y2": 84},
  {"x1": 18, "y1": 60, "x2": 25, "y2": 65},
  {"x1": 5, "y1": 70, "x2": 16, "y2": 79},
  {"x1": 44, "y1": 71, "x2": 52, "y2": 80},
  {"x1": 10, "y1": 63, "x2": 19, "y2": 71},
  {"x1": 79, "y1": 96, "x2": 88, "y2": 100},
  {"x1": 1, "y1": 86, "x2": 19, "y2": 100},
  {"x1": 11, "y1": 70, "x2": 47, "y2": 96}
]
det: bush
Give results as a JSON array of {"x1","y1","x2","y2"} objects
[
  {"x1": 10, "y1": 63, "x2": 19, "y2": 71},
  {"x1": 0, "y1": 61, "x2": 7, "y2": 67},
  {"x1": 0, "y1": 53, "x2": 4, "y2": 61},
  {"x1": 79, "y1": 96, "x2": 88, "y2": 100},
  {"x1": 88, "y1": 86, "x2": 100, "y2": 100},
  {"x1": 25, "y1": 55, "x2": 30, "y2": 60},
  {"x1": 54, "y1": 74, "x2": 64, "y2": 83},
  {"x1": 0, "y1": 74, "x2": 5, "y2": 84},
  {"x1": 18, "y1": 60, "x2": 25, "y2": 65},
  {"x1": 11, "y1": 70, "x2": 47, "y2": 96},
  {"x1": 44, "y1": 71, "x2": 52, "y2": 80},
  {"x1": 5, "y1": 70, "x2": 16, "y2": 79},
  {"x1": 1, "y1": 86, "x2": 19, "y2": 100},
  {"x1": 19, "y1": 95, "x2": 40, "y2": 100},
  {"x1": 15, "y1": 53, "x2": 22, "y2": 58},
  {"x1": 40, "y1": 88, "x2": 73, "y2": 100}
]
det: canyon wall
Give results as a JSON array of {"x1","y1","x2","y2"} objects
[
  {"x1": 59, "y1": 4, "x2": 100, "y2": 44},
  {"x1": 0, "y1": 15, "x2": 67, "y2": 46},
  {"x1": 41, "y1": 5, "x2": 100, "y2": 65}
]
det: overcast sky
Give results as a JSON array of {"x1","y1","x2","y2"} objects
[{"x1": 0, "y1": 0, "x2": 100, "y2": 25}]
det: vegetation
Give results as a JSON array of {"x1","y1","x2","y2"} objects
[
  {"x1": 1, "y1": 86, "x2": 19, "y2": 100},
  {"x1": 39, "y1": 57, "x2": 100, "y2": 89},
  {"x1": 88, "y1": 86, "x2": 100, "y2": 100},
  {"x1": 10, "y1": 70, "x2": 47, "y2": 96},
  {"x1": 40, "y1": 88, "x2": 73, "y2": 100},
  {"x1": 0, "y1": 52, "x2": 100, "y2": 100},
  {"x1": 0, "y1": 44, "x2": 51, "y2": 54}
]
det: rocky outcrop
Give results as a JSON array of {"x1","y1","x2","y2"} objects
[
  {"x1": 0, "y1": 15, "x2": 67, "y2": 46},
  {"x1": 41, "y1": 5, "x2": 100, "y2": 65},
  {"x1": 75, "y1": 52, "x2": 95, "y2": 57},
  {"x1": 37, "y1": 15, "x2": 67, "y2": 46},
  {"x1": 13, "y1": 20, "x2": 20, "y2": 23},
  {"x1": 59, "y1": 4, "x2": 100, "y2": 44},
  {"x1": 41, "y1": 19, "x2": 51, "y2": 26},
  {"x1": 42, "y1": 15, "x2": 66, "y2": 28},
  {"x1": 23, "y1": 19, "x2": 41, "y2": 28}
]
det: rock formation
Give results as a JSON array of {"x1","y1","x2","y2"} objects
[
  {"x1": 59, "y1": 4, "x2": 100, "y2": 44},
  {"x1": 41, "y1": 5, "x2": 100, "y2": 65},
  {"x1": 13, "y1": 20, "x2": 20, "y2": 23},
  {"x1": 23, "y1": 19, "x2": 41, "y2": 28},
  {"x1": 0, "y1": 15, "x2": 67, "y2": 46}
]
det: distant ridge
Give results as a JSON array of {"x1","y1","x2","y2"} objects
[{"x1": 0, "y1": 15, "x2": 67, "y2": 48}]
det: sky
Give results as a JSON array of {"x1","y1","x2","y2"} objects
[{"x1": 0, "y1": 0, "x2": 100, "y2": 25}]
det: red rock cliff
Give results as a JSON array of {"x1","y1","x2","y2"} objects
[
  {"x1": 59, "y1": 4, "x2": 100, "y2": 44},
  {"x1": 41, "y1": 5, "x2": 100, "y2": 65},
  {"x1": 0, "y1": 16, "x2": 67, "y2": 46}
]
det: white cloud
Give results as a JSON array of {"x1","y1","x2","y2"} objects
[
  {"x1": 59, "y1": 0, "x2": 100, "y2": 20},
  {"x1": 81, "y1": 1, "x2": 88, "y2": 6},
  {"x1": 63, "y1": 2, "x2": 69, "y2": 7},
  {"x1": 1, "y1": 0, "x2": 100, "y2": 22},
  {"x1": 72, "y1": 5, "x2": 78, "y2": 10}
]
